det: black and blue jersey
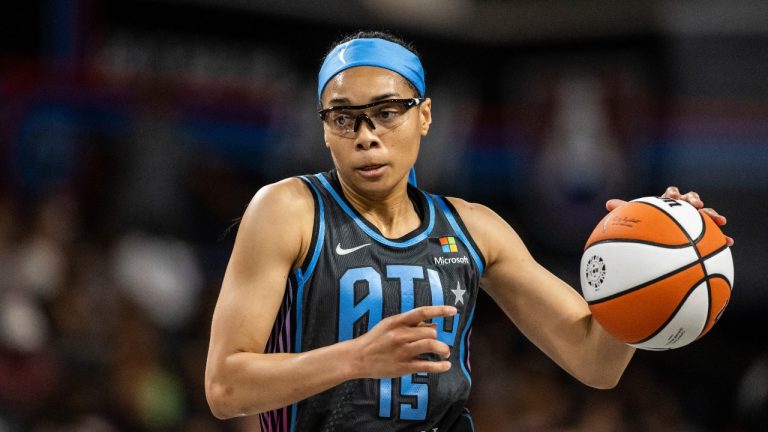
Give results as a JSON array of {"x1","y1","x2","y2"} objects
[{"x1": 260, "y1": 170, "x2": 485, "y2": 432}]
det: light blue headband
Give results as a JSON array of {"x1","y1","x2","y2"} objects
[{"x1": 318, "y1": 38, "x2": 426, "y2": 100}]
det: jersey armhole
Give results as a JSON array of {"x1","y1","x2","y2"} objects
[
  {"x1": 295, "y1": 176, "x2": 325, "y2": 282},
  {"x1": 439, "y1": 196, "x2": 487, "y2": 274}
]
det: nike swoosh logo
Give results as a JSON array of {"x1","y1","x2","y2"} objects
[{"x1": 335, "y1": 242, "x2": 371, "y2": 255}]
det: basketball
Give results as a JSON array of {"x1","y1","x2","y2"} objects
[{"x1": 580, "y1": 196, "x2": 734, "y2": 350}]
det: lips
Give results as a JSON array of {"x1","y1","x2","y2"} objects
[{"x1": 356, "y1": 163, "x2": 387, "y2": 178}]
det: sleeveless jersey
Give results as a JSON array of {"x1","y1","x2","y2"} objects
[{"x1": 260, "y1": 170, "x2": 485, "y2": 432}]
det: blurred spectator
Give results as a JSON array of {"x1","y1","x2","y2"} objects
[
  {"x1": 111, "y1": 232, "x2": 203, "y2": 332},
  {"x1": 736, "y1": 353, "x2": 768, "y2": 430},
  {"x1": 0, "y1": 195, "x2": 61, "y2": 429}
]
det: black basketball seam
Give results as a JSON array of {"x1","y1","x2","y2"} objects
[
  {"x1": 587, "y1": 238, "x2": 691, "y2": 249},
  {"x1": 694, "y1": 211, "x2": 712, "y2": 338},
  {"x1": 632, "y1": 200, "x2": 700, "y2": 253},
  {"x1": 702, "y1": 272, "x2": 733, "y2": 292},
  {"x1": 700, "y1": 243, "x2": 729, "y2": 262},
  {"x1": 694, "y1": 275, "x2": 732, "y2": 342},
  {"x1": 632, "y1": 273, "x2": 731, "y2": 346},
  {"x1": 695, "y1": 273, "x2": 733, "y2": 340},
  {"x1": 703, "y1": 280, "x2": 712, "y2": 338},
  {"x1": 705, "y1": 274, "x2": 732, "y2": 288},
  {"x1": 701, "y1": 275, "x2": 734, "y2": 325},
  {"x1": 693, "y1": 211, "x2": 708, "y2": 244},
  {"x1": 618, "y1": 201, "x2": 718, "y2": 346},
  {"x1": 587, "y1": 258, "x2": 701, "y2": 305},
  {"x1": 632, "y1": 201, "x2": 710, "y2": 331},
  {"x1": 589, "y1": 244, "x2": 730, "y2": 348},
  {"x1": 629, "y1": 274, "x2": 711, "y2": 345},
  {"x1": 585, "y1": 243, "x2": 729, "y2": 306}
]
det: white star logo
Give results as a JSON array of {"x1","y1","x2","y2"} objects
[{"x1": 451, "y1": 281, "x2": 466, "y2": 306}]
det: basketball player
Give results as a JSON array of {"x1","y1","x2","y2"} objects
[{"x1": 205, "y1": 32, "x2": 732, "y2": 431}]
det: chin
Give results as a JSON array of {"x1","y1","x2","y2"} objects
[
  {"x1": 355, "y1": 175, "x2": 393, "y2": 194},
  {"x1": 348, "y1": 168, "x2": 404, "y2": 195}
]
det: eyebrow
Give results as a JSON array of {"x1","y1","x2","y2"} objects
[{"x1": 327, "y1": 93, "x2": 401, "y2": 106}]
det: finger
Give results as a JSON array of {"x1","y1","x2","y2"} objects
[
  {"x1": 662, "y1": 186, "x2": 681, "y2": 199},
  {"x1": 605, "y1": 199, "x2": 626, "y2": 212},
  {"x1": 700, "y1": 208, "x2": 727, "y2": 226},
  {"x1": 726, "y1": 236, "x2": 735, "y2": 247},
  {"x1": 407, "y1": 360, "x2": 452, "y2": 374},
  {"x1": 400, "y1": 325, "x2": 439, "y2": 343},
  {"x1": 680, "y1": 191, "x2": 704, "y2": 209},
  {"x1": 399, "y1": 305, "x2": 457, "y2": 326},
  {"x1": 405, "y1": 339, "x2": 451, "y2": 359}
]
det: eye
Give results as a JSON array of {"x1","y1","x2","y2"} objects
[
  {"x1": 373, "y1": 104, "x2": 404, "y2": 123},
  {"x1": 330, "y1": 112, "x2": 353, "y2": 128},
  {"x1": 378, "y1": 110, "x2": 397, "y2": 120}
]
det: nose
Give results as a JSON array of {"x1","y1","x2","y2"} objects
[
  {"x1": 353, "y1": 114, "x2": 376, "y2": 134},
  {"x1": 354, "y1": 115, "x2": 379, "y2": 150}
]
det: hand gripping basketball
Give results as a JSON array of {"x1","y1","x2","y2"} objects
[
  {"x1": 583, "y1": 196, "x2": 734, "y2": 350},
  {"x1": 606, "y1": 186, "x2": 733, "y2": 246}
]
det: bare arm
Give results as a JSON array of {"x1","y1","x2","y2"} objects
[
  {"x1": 205, "y1": 179, "x2": 456, "y2": 419},
  {"x1": 448, "y1": 198, "x2": 634, "y2": 389}
]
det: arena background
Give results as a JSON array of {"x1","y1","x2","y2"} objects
[{"x1": 1, "y1": 1, "x2": 767, "y2": 431}]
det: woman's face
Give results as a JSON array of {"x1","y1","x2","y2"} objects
[{"x1": 320, "y1": 66, "x2": 431, "y2": 198}]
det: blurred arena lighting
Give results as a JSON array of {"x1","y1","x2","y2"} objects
[{"x1": 160, "y1": 0, "x2": 768, "y2": 40}]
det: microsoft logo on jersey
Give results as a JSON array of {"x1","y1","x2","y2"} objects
[
  {"x1": 439, "y1": 236, "x2": 459, "y2": 253},
  {"x1": 433, "y1": 237, "x2": 469, "y2": 265}
]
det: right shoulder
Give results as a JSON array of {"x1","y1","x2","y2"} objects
[
  {"x1": 245, "y1": 177, "x2": 315, "y2": 218},
  {"x1": 238, "y1": 177, "x2": 316, "y2": 270}
]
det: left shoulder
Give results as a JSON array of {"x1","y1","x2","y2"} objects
[
  {"x1": 442, "y1": 196, "x2": 522, "y2": 269},
  {"x1": 443, "y1": 196, "x2": 504, "y2": 228},
  {"x1": 443, "y1": 196, "x2": 488, "y2": 214}
]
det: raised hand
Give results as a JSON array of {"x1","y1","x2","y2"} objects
[{"x1": 605, "y1": 186, "x2": 733, "y2": 246}]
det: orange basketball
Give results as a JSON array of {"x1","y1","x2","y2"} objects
[{"x1": 580, "y1": 196, "x2": 733, "y2": 350}]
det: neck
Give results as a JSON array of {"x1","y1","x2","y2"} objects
[{"x1": 336, "y1": 173, "x2": 420, "y2": 239}]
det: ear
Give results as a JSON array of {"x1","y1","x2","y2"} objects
[{"x1": 419, "y1": 98, "x2": 432, "y2": 136}]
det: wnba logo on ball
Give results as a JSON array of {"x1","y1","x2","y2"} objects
[{"x1": 585, "y1": 255, "x2": 606, "y2": 289}]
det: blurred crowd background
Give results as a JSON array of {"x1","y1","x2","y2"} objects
[{"x1": 1, "y1": 1, "x2": 767, "y2": 431}]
